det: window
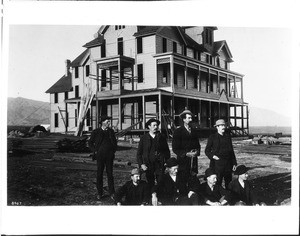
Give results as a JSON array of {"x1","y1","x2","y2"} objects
[
  {"x1": 101, "y1": 70, "x2": 107, "y2": 87},
  {"x1": 75, "y1": 109, "x2": 77, "y2": 127},
  {"x1": 66, "y1": 112, "x2": 69, "y2": 127},
  {"x1": 101, "y1": 43, "x2": 106, "y2": 58},
  {"x1": 137, "y1": 37, "x2": 143, "y2": 54},
  {"x1": 115, "y1": 25, "x2": 118, "y2": 30},
  {"x1": 75, "y1": 85, "x2": 79, "y2": 98},
  {"x1": 163, "y1": 66, "x2": 168, "y2": 83},
  {"x1": 115, "y1": 25, "x2": 125, "y2": 30},
  {"x1": 75, "y1": 67, "x2": 79, "y2": 78},
  {"x1": 137, "y1": 64, "x2": 144, "y2": 83},
  {"x1": 86, "y1": 109, "x2": 91, "y2": 127},
  {"x1": 64, "y1": 92, "x2": 68, "y2": 100},
  {"x1": 162, "y1": 38, "x2": 167, "y2": 53},
  {"x1": 173, "y1": 42, "x2": 177, "y2": 53},
  {"x1": 86, "y1": 65, "x2": 90, "y2": 76},
  {"x1": 183, "y1": 46, "x2": 187, "y2": 56},
  {"x1": 54, "y1": 113, "x2": 59, "y2": 128},
  {"x1": 194, "y1": 74, "x2": 198, "y2": 89},
  {"x1": 54, "y1": 93, "x2": 58, "y2": 103},
  {"x1": 118, "y1": 37, "x2": 123, "y2": 56}
]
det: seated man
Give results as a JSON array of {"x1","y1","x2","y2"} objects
[
  {"x1": 199, "y1": 168, "x2": 230, "y2": 206},
  {"x1": 151, "y1": 158, "x2": 200, "y2": 205},
  {"x1": 115, "y1": 168, "x2": 150, "y2": 205},
  {"x1": 228, "y1": 165, "x2": 262, "y2": 206}
]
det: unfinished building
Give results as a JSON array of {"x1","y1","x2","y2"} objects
[{"x1": 46, "y1": 25, "x2": 249, "y2": 138}]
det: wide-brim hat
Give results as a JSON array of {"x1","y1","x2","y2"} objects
[
  {"x1": 166, "y1": 158, "x2": 178, "y2": 168},
  {"x1": 99, "y1": 115, "x2": 112, "y2": 123},
  {"x1": 234, "y1": 165, "x2": 250, "y2": 175},
  {"x1": 131, "y1": 168, "x2": 141, "y2": 176},
  {"x1": 214, "y1": 119, "x2": 226, "y2": 127},
  {"x1": 145, "y1": 118, "x2": 160, "y2": 128},
  {"x1": 205, "y1": 168, "x2": 216, "y2": 178},
  {"x1": 179, "y1": 109, "x2": 193, "y2": 119}
]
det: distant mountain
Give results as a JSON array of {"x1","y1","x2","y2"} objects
[
  {"x1": 248, "y1": 106, "x2": 291, "y2": 127},
  {"x1": 7, "y1": 97, "x2": 50, "y2": 126}
]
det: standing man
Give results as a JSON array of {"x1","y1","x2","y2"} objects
[
  {"x1": 172, "y1": 109, "x2": 200, "y2": 178},
  {"x1": 205, "y1": 119, "x2": 237, "y2": 189},
  {"x1": 137, "y1": 118, "x2": 170, "y2": 190},
  {"x1": 88, "y1": 115, "x2": 117, "y2": 200},
  {"x1": 115, "y1": 168, "x2": 151, "y2": 206}
]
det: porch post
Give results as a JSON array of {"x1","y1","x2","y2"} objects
[
  {"x1": 142, "y1": 95, "x2": 145, "y2": 129},
  {"x1": 118, "y1": 97, "x2": 122, "y2": 131}
]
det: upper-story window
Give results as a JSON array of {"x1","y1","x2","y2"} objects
[
  {"x1": 101, "y1": 70, "x2": 107, "y2": 88},
  {"x1": 115, "y1": 25, "x2": 125, "y2": 30},
  {"x1": 173, "y1": 42, "x2": 177, "y2": 53},
  {"x1": 86, "y1": 65, "x2": 90, "y2": 76},
  {"x1": 54, "y1": 113, "x2": 59, "y2": 128},
  {"x1": 75, "y1": 85, "x2": 79, "y2": 98},
  {"x1": 137, "y1": 37, "x2": 143, "y2": 54},
  {"x1": 54, "y1": 93, "x2": 58, "y2": 103},
  {"x1": 137, "y1": 64, "x2": 144, "y2": 83},
  {"x1": 118, "y1": 37, "x2": 123, "y2": 56},
  {"x1": 75, "y1": 67, "x2": 79, "y2": 78},
  {"x1": 162, "y1": 38, "x2": 167, "y2": 53},
  {"x1": 64, "y1": 91, "x2": 68, "y2": 100}
]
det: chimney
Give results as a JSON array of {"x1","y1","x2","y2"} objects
[{"x1": 65, "y1": 59, "x2": 71, "y2": 76}]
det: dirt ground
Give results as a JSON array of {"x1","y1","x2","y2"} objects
[{"x1": 7, "y1": 139, "x2": 291, "y2": 206}]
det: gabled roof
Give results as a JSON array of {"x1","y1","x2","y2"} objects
[
  {"x1": 70, "y1": 49, "x2": 90, "y2": 67},
  {"x1": 213, "y1": 40, "x2": 233, "y2": 62},
  {"x1": 83, "y1": 36, "x2": 105, "y2": 48},
  {"x1": 176, "y1": 27, "x2": 207, "y2": 52},
  {"x1": 45, "y1": 72, "x2": 72, "y2": 94},
  {"x1": 133, "y1": 26, "x2": 162, "y2": 37}
]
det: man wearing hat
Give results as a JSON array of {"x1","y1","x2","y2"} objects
[
  {"x1": 88, "y1": 115, "x2": 118, "y2": 200},
  {"x1": 199, "y1": 168, "x2": 230, "y2": 206},
  {"x1": 114, "y1": 168, "x2": 151, "y2": 205},
  {"x1": 228, "y1": 165, "x2": 260, "y2": 205},
  {"x1": 205, "y1": 119, "x2": 237, "y2": 189},
  {"x1": 151, "y1": 158, "x2": 200, "y2": 205},
  {"x1": 137, "y1": 118, "x2": 170, "y2": 190},
  {"x1": 172, "y1": 109, "x2": 200, "y2": 179}
]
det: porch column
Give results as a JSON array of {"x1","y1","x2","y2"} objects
[
  {"x1": 246, "y1": 106, "x2": 249, "y2": 133},
  {"x1": 234, "y1": 105, "x2": 237, "y2": 127},
  {"x1": 118, "y1": 58, "x2": 122, "y2": 90},
  {"x1": 184, "y1": 63, "x2": 187, "y2": 89},
  {"x1": 142, "y1": 95, "x2": 145, "y2": 129},
  {"x1": 198, "y1": 66, "x2": 201, "y2": 92},
  {"x1": 234, "y1": 76, "x2": 237, "y2": 98},
  {"x1": 96, "y1": 64, "x2": 99, "y2": 127},
  {"x1": 241, "y1": 105, "x2": 244, "y2": 132},
  {"x1": 131, "y1": 65, "x2": 134, "y2": 91},
  {"x1": 109, "y1": 68, "x2": 112, "y2": 90},
  {"x1": 226, "y1": 74, "x2": 229, "y2": 96},
  {"x1": 208, "y1": 69, "x2": 211, "y2": 93},
  {"x1": 158, "y1": 93, "x2": 162, "y2": 128},
  {"x1": 198, "y1": 99, "x2": 201, "y2": 124},
  {"x1": 227, "y1": 104, "x2": 230, "y2": 126},
  {"x1": 170, "y1": 56, "x2": 174, "y2": 92},
  {"x1": 217, "y1": 71, "x2": 220, "y2": 94},
  {"x1": 118, "y1": 97, "x2": 122, "y2": 131}
]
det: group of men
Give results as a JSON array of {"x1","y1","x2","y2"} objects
[{"x1": 89, "y1": 110, "x2": 261, "y2": 206}]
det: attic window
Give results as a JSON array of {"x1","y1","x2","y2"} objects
[
  {"x1": 75, "y1": 67, "x2": 79, "y2": 78},
  {"x1": 115, "y1": 25, "x2": 125, "y2": 30}
]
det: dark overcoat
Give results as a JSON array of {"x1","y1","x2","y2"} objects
[
  {"x1": 228, "y1": 179, "x2": 258, "y2": 205},
  {"x1": 172, "y1": 126, "x2": 200, "y2": 173},
  {"x1": 199, "y1": 182, "x2": 231, "y2": 204},
  {"x1": 204, "y1": 132, "x2": 237, "y2": 170},
  {"x1": 88, "y1": 127, "x2": 117, "y2": 159},
  {"x1": 136, "y1": 132, "x2": 170, "y2": 168}
]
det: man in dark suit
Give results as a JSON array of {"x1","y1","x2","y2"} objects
[
  {"x1": 172, "y1": 109, "x2": 200, "y2": 178},
  {"x1": 137, "y1": 118, "x2": 170, "y2": 190},
  {"x1": 88, "y1": 115, "x2": 117, "y2": 200},
  {"x1": 199, "y1": 168, "x2": 231, "y2": 206},
  {"x1": 205, "y1": 119, "x2": 237, "y2": 189},
  {"x1": 151, "y1": 158, "x2": 200, "y2": 205},
  {"x1": 115, "y1": 168, "x2": 150, "y2": 206}
]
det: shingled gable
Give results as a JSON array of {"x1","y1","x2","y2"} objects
[
  {"x1": 70, "y1": 49, "x2": 90, "y2": 67},
  {"x1": 213, "y1": 40, "x2": 234, "y2": 62},
  {"x1": 45, "y1": 72, "x2": 72, "y2": 94}
]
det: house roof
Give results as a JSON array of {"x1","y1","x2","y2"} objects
[
  {"x1": 213, "y1": 40, "x2": 233, "y2": 62},
  {"x1": 45, "y1": 72, "x2": 72, "y2": 94},
  {"x1": 133, "y1": 26, "x2": 162, "y2": 37},
  {"x1": 70, "y1": 49, "x2": 90, "y2": 67},
  {"x1": 83, "y1": 36, "x2": 105, "y2": 48}
]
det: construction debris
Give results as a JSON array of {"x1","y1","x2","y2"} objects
[{"x1": 56, "y1": 137, "x2": 90, "y2": 153}]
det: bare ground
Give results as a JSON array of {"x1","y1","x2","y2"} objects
[{"x1": 7, "y1": 140, "x2": 291, "y2": 206}]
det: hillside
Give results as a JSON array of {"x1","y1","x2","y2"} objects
[{"x1": 7, "y1": 97, "x2": 50, "y2": 126}]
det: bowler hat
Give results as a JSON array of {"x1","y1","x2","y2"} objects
[
  {"x1": 99, "y1": 115, "x2": 111, "y2": 123},
  {"x1": 145, "y1": 118, "x2": 160, "y2": 128},
  {"x1": 131, "y1": 168, "x2": 141, "y2": 176},
  {"x1": 205, "y1": 168, "x2": 216, "y2": 178},
  {"x1": 179, "y1": 109, "x2": 193, "y2": 119},
  {"x1": 166, "y1": 158, "x2": 178, "y2": 168},
  {"x1": 214, "y1": 119, "x2": 226, "y2": 127},
  {"x1": 234, "y1": 165, "x2": 250, "y2": 175}
]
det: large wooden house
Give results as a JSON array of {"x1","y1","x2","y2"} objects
[{"x1": 46, "y1": 25, "x2": 249, "y2": 138}]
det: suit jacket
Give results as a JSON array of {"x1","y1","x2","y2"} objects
[
  {"x1": 115, "y1": 180, "x2": 150, "y2": 205},
  {"x1": 228, "y1": 179, "x2": 257, "y2": 205},
  {"x1": 172, "y1": 126, "x2": 200, "y2": 173},
  {"x1": 154, "y1": 172, "x2": 200, "y2": 205},
  {"x1": 136, "y1": 132, "x2": 170, "y2": 167},
  {"x1": 88, "y1": 127, "x2": 117, "y2": 159},
  {"x1": 205, "y1": 132, "x2": 237, "y2": 169},
  {"x1": 199, "y1": 182, "x2": 231, "y2": 204}
]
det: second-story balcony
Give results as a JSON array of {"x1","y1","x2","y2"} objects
[{"x1": 155, "y1": 52, "x2": 245, "y2": 104}]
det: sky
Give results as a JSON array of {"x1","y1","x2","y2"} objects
[{"x1": 8, "y1": 25, "x2": 295, "y2": 120}]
